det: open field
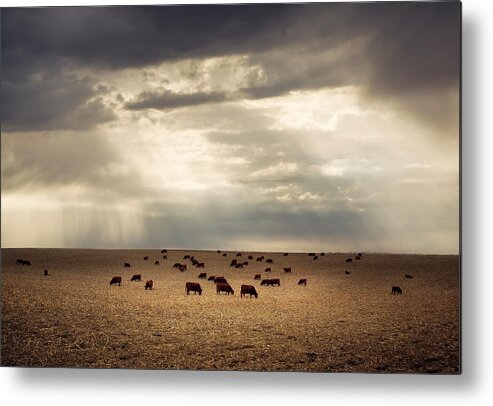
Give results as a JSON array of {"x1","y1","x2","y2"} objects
[{"x1": 1, "y1": 248, "x2": 460, "y2": 373}]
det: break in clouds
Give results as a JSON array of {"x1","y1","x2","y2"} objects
[{"x1": 1, "y1": 3, "x2": 460, "y2": 253}]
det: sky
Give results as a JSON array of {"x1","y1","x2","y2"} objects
[{"x1": 0, "y1": 1, "x2": 460, "y2": 253}]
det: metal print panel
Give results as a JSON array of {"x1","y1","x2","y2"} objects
[{"x1": 0, "y1": 1, "x2": 461, "y2": 373}]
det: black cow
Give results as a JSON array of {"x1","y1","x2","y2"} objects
[
  {"x1": 16, "y1": 259, "x2": 24, "y2": 265},
  {"x1": 155, "y1": 261, "x2": 160, "y2": 266},
  {"x1": 345, "y1": 271, "x2": 351, "y2": 275},
  {"x1": 248, "y1": 255, "x2": 254, "y2": 260},
  {"x1": 313, "y1": 256, "x2": 318, "y2": 260},
  {"x1": 357, "y1": 252, "x2": 363, "y2": 257},
  {"x1": 392, "y1": 286, "x2": 403, "y2": 294},
  {"x1": 405, "y1": 274, "x2": 414, "y2": 279},
  {"x1": 144, "y1": 256, "x2": 149, "y2": 261},
  {"x1": 269, "y1": 278, "x2": 281, "y2": 286},
  {"x1": 298, "y1": 279, "x2": 307, "y2": 285},
  {"x1": 131, "y1": 274, "x2": 142, "y2": 282},
  {"x1": 241, "y1": 285, "x2": 258, "y2": 298},
  {"x1": 216, "y1": 282, "x2": 234, "y2": 295},
  {"x1": 230, "y1": 259, "x2": 238, "y2": 267},
  {"x1": 256, "y1": 256, "x2": 264, "y2": 262},
  {"x1": 346, "y1": 258, "x2": 352, "y2": 263},
  {"x1": 217, "y1": 250, "x2": 221, "y2": 253},
  {"x1": 308, "y1": 253, "x2": 315, "y2": 257},
  {"x1": 284, "y1": 267, "x2": 292, "y2": 273},
  {"x1": 184, "y1": 255, "x2": 191, "y2": 260},
  {"x1": 110, "y1": 276, "x2": 122, "y2": 286},
  {"x1": 236, "y1": 253, "x2": 242, "y2": 257},
  {"x1": 266, "y1": 259, "x2": 273, "y2": 264},
  {"x1": 284, "y1": 253, "x2": 288, "y2": 256},
  {"x1": 198, "y1": 272, "x2": 207, "y2": 279},
  {"x1": 260, "y1": 279, "x2": 270, "y2": 286},
  {"x1": 44, "y1": 269, "x2": 49, "y2": 276},
  {"x1": 145, "y1": 280, "x2": 153, "y2": 290},
  {"x1": 124, "y1": 262, "x2": 131, "y2": 268},
  {"x1": 320, "y1": 253, "x2": 325, "y2": 256},
  {"x1": 163, "y1": 255, "x2": 168, "y2": 260},
  {"x1": 208, "y1": 276, "x2": 216, "y2": 281},
  {"x1": 264, "y1": 267, "x2": 272, "y2": 273},
  {"x1": 173, "y1": 262, "x2": 181, "y2": 269},
  {"x1": 223, "y1": 253, "x2": 227, "y2": 257},
  {"x1": 235, "y1": 264, "x2": 244, "y2": 269},
  {"x1": 186, "y1": 282, "x2": 202, "y2": 295},
  {"x1": 196, "y1": 262, "x2": 205, "y2": 268},
  {"x1": 179, "y1": 265, "x2": 187, "y2": 272},
  {"x1": 161, "y1": 249, "x2": 168, "y2": 253},
  {"x1": 254, "y1": 274, "x2": 261, "y2": 280},
  {"x1": 214, "y1": 277, "x2": 228, "y2": 284},
  {"x1": 355, "y1": 256, "x2": 361, "y2": 260}
]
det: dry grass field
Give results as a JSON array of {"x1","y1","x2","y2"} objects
[{"x1": 1, "y1": 248, "x2": 460, "y2": 373}]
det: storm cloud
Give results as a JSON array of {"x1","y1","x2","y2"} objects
[{"x1": 1, "y1": 2, "x2": 460, "y2": 253}]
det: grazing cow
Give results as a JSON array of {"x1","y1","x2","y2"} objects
[
  {"x1": 155, "y1": 261, "x2": 160, "y2": 266},
  {"x1": 355, "y1": 256, "x2": 361, "y2": 260},
  {"x1": 345, "y1": 271, "x2": 351, "y2": 275},
  {"x1": 248, "y1": 255, "x2": 254, "y2": 260},
  {"x1": 264, "y1": 267, "x2": 272, "y2": 273},
  {"x1": 230, "y1": 259, "x2": 238, "y2": 267},
  {"x1": 266, "y1": 259, "x2": 273, "y2": 264},
  {"x1": 313, "y1": 256, "x2": 318, "y2": 260},
  {"x1": 235, "y1": 264, "x2": 244, "y2": 269},
  {"x1": 346, "y1": 258, "x2": 352, "y2": 263},
  {"x1": 217, "y1": 250, "x2": 221, "y2": 253},
  {"x1": 241, "y1": 285, "x2": 258, "y2": 298},
  {"x1": 260, "y1": 279, "x2": 270, "y2": 286},
  {"x1": 298, "y1": 279, "x2": 307, "y2": 286},
  {"x1": 308, "y1": 253, "x2": 315, "y2": 257},
  {"x1": 163, "y1": 255, "x2": 168, "y2": 260},
  {"x1": 186, "y1": 282, "x2": 202, "y2": 295},
  {"x1": 197, "y1": 262, "x2": 205, "y2": 268},
  {"x1": 198, "y1": 272, "x2": 207, "y2": 279},
  {"x1": 391, "y1": 286, "x2": 403, "y2": 294},
  {"x1": 254, "y1": 274, "x2": 261, "y2": 280},
  {"x1": 284, "y1": 253, "x2": 288, "y2": 256},
  {"x1": 357, "y1": 252, "x2": 363, "y2": 257},
  {"x1": 223, "y1": 253, "x2": 227, "y2": 257},
  {"x1": 283, "y1": 267, "x2": 292, "y2": 273},
  {"x1": 110, "y1": 276, "x2": 122, "y2": 286},
  {"x1": 44, "y1": 270, "x2": 49, "y2": 276},
  {"x1": 161, "y1": 249, "x2": 167, "y2": 253},
  {"x1": 145, "y1": 280, "x2": 153, "y2": 290},
  {"x1": 131, "y1": 274, "x2": 142, "y2": 282},
  {"x1": 405, "y1": 274, "x2": 414, "y2": 279},
  {"x1": 124, "y1": 262, "x2": 131, "y2": 268},
  {"x1": 184, "y1": 255, "x2": 191, "y2": 260},
  {"x1": 16, "y1": 259, "x2": 24, "y2": 265},
  {"x1": 208, "y1": 276, "x2": 216, "y2": 282},
  {"x1": 179, "y1": 265, "x2": 187, "y2": 272},
  {"x1": 320, "y1": 253, "x2": 325, "y2": 256},
  {"x1": 236, "y1": 253, "x2": 242, "y2": 257},
  {"x1": 216, "y1": 282, "x2": 234, "y2": 295},
  {"x1": 269, "y1": 278, "x2": 281, "y2": 286},
  {"x1": 144, "y1": 256, "x2": 149, "y2": 261},
  {"x1": 214, "y1": 276, "x2": 228, "y2": 284},
  {"x1": 256, "y1": 256, "x2": 264, "y2": 262},
  {"x1": 173, "y1": 262, "x2": 181, "y2": 269}
]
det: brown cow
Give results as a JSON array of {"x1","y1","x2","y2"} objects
[
  {"x1": 186, "y1": 282, "x2": 202, "y2": 295},
  {"x1": 131, "y1": 274, "x2": 142, "y2": 282},
  {"x1": 214, "y1": 276, "x2": 228, "y2": 284},
  {"x1": 216, "y1": 282, "x2": 234, "y2": 295},
  {"x1": 145, "y1": 280, "x2": 153, "y2": 290},
  {"x1": 155, "y1": 260, "x2": 160, "y2": 266},
  {"x1": 198, "y1": 272, "x2": 207, "y2": 279},
  {"x1": 298, "y1": 279, "x2": 307, "y2": 285},
  {"x1": 391, "y1": 286, "x2": 403, "y2": 294},
  {"x1": 254, "y1": 274, "x2": 261, "y2": 280},
  {"x1": 124, "y1": 262, "x2": 131, "y2": 268},
  {"x1": 260, "y1": 279, "x2": 270, "y2": 286},
  {"x1": 264, "y1": 267, "x2": 272, "y2": 273},
  {"x1": 110, "y1": 276, "x2": 122, "y2": 286},
  {"x1": 241, "y1": 285, "x2": 258, "y2": 298},
  {"x1": 196, "y1": 262, "x2": 205, "y2": 268},
  {"x1": 208, "y1": 276, "x2": 216, "y2": 281},
  {"x1": 283, "y1": 267, "x2": 292, "y2": 273}
]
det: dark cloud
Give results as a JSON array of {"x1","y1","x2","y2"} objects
[{"x1": 126, "y1": 89, "x2": 229, "y2": 111}]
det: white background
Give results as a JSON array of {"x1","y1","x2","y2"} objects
[{"x1": 0, "y1": 0, "x2": 490, "y2": 405}]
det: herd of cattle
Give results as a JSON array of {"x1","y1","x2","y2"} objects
[{"x1": 14, "y1": 250, "x2": 412, "y2": 295}]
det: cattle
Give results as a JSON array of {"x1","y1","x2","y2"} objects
[
  {"x1": 44, "y1": 270, "x2": 49, "y2": 276},
  {"x1": 110, "y1": 276, "x2": 122, "y2": 286},
  {"x1": 198, "y1": 272, "x2": 207, "y2": 279},
  {"x1": 320, "y1": 253, "x2": 325, "y2": 256},
  {"x1": 254, "y1": 274, "x2": 261, "y2": 280},
  {"x1": 405, "y1": 274, "x2": 414, "y2": 279},
  {"x1": 260, "y1": 279, "x2": 270, "y2": 286},
  {"x1": 284, "y1": 253, "x2": 288, "y2": 256},
  {"x1": 144, "y1": 256, "x2": 149, "y2": 261},
  {"x1": 214, "y1": 276, "x2": 228, "y2": 284},
  {"x1": 161, "y1": 249, "x2": 168, "y2": 253},
  {"x1": 184, "y1": 255, "x2": 191, "y2": 260},
  {"x1": 241, "y1": 285, "x2": 258, "y2": 298},
  {"x1": 186, "y1": 282, "x2": 202, "y2": 295},
  {"x1": 308, "y1": 253, "x2": 315, "y2": 257},
  {"x1": 124, "y1": 262, "x2": 131, "y2": 268},
  {"x1": 264, "y1": 267, "x2": 272, "y2": 273},
  {"x1": 298, "y1": 279, "x2": 307, "y2": 285},
  {"x1": 163, "y1": 255, "x2": 168, "y2": 260},
  {"x1": 16, "y1": 259, "x2": 31, "y2": 266},
  {"x1": 173, "y1": 262, "x2": 181, "y2": 269},
  {"x1": 261, "y1": 278, "x2": 280, "y2": 286},
  {"x1": 283, "y1": 267, "x2": 292, "y2": 273},
  {"x1": 217, "y1": 250, "x2": 221, "y2": 253},
  {"x1": 391, "y1": 286, "x2": 403, "y2": 295},
  {"x1": 236, "y1": 253, "x2": 242, "y2": 257},
  {"x1": 346, "y1": 258, "x2": 352, "y2": 263},
  {"x1": 131, "y1": 274, "x2": 142, "y2": 282},
  {"x1": 208, "y1": 276, "x2": 216, "y2": 282},
  {"x1": 355, "y1": 256, "x2": 361, "y2": 260},
  {"x1": 256, "y1": 256, "x2": 264, "y2": 262},
  {"x1": 357, "y1": 252, "x2": 363, "y2": 257},
  {"x1": 216, "y1": 282, "x2": 234, "y2": 295},
  {"x1": 179, "y1": 265, "x2": 187, "y2": 272},
  {"x1": 145, "y1": 280, "x2": 153, "y2": 290},
  {"x1": 235, "y1": 264, "x2": 244, "y2": 269},
  {"x1": 196, "y1": 262, "x2": 205, "y2": 268},
  {"x1": 248, "y1": 255, "x2": 253, "y2": 260},
  {"x1": 155, "y1": 261, "x2": 160, "y2": 266},
  {"x1": 223, "y1": 253, "x2": 227, "y2": 257},
  {"x1": 313, "y1": 256, "x2": 318, "y2": 260},
  {"x1": 230, "y1": 259, "x2": 238, "y2": 267},
  {"x1": 242, "y1": 261, "x2": 249, "y2": 266},
  {"x1": 266, "y1": 259, "x2": 273, "y2": 263},
  {"x1": 345, "y1": 271, "x2": 351, "y2": 275}
]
